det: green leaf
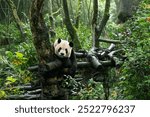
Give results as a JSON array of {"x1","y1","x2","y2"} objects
[
  {"x1": 5, "y1": 51, "x2": 13, "y2": 58},
  {"x1": 6, "y1": 76, "x2": 17, "y2": 83},
  {"x1": 15, "y1": 52, "x2": 24, "y2": 58},
  {"x1": 0, "y1": 90, "x2": 6, "y2": 99}
]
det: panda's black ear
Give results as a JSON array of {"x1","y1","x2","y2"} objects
[
  {"x1": 69, "y1": 42, "x2": 73, "y2": 47},
  {"x1": 58, "y1": 38, "x2": 61, "y2": 43}
]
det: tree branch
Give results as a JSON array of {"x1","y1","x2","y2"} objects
[
  {"x1": 96, "y1": 0, "x2": 111, "y2": 38},
  {"x1": 7, "y1": 94, "x2": 41, "y2": 100},
  {"x1": 99, "y1": 38, "x2": 123, "y2": 44}
]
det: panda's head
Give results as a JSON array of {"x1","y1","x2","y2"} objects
[{"x1": 54, "y1": 38, "x2": 73, "y2": 58}]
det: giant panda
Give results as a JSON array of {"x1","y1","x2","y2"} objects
[{"x1": 53, "y1": 38, "x2": 77, "y2": 77}]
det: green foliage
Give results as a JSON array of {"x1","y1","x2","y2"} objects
[
  {"x1": 0, "y1": 50, "x2": 33, "y2": 83},
  {"x1": 0, "y1": 90, "x2": 7, "y2": 99},
  {"x1": 0, "y1": 16, "x2": 36, "y2": 99},
  {"x1": 0, "y1": 21, "x2": 32, "y2": 46},
  {"x1": 14, "y1": 42, "x2": 38, "y2": 65},
  {"x1": 54, "y1": 23, "x2": 92, "y2": 50},
  {"x1": 5, "y1": 76, "x2": 18, "y2": 86},
  {"x1": 0, "y1": 41, "x2": 37, "y2": 99},
  {"x1": 0, "y1": 23, "x2": 21, "y2": 43},
  {"x1": 55, "y1": 26, "x2": 69, "y2": 40},
  {"x1": 78, "y1": 23, "x2": 92, "y2": 50},
  {"x1": 110, "y1": 1, "x2": 150, "y2": 99},
  {"x1": 72, "y1": 79, "x2": 104, "y2": 100},
  {"x1": 4, "y1": 51, "x2": 28, "y2": 70}
]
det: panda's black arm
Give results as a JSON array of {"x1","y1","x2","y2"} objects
[
  {"x1": 68, "y1": 50, "x2": 77, "y2": 77},
  {"x1": 71, "y1": 50, "x2": 77, "y2": 68},
  {"x1": 46, "y1": 59, "x2": 62, "y2": 71}
]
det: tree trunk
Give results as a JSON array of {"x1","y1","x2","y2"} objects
[
  {"x1": 47, "y1": 0, "x2": 56, "y2": 38},
  {"x1": 75, "y1": 0, "x2": 82, "y2": 29},
  {"x1": 96, "y1": 0, "x2": 110, "y2": 40},
  {"x1": 30, "y1": 0, "x2": 66, "y2": 99},
  {"x1": 87, "y1": 0, "x2": 92, "y2": 26},
  {"x1": 91, "y1": 0, "x2": 111, "y2": 100},
  {"x1": 117, "y1": 0, "x2": 141, "y2": 23},
  {"x1": 62, "y1": 0, "x2": 81, "y2": 50},
  {"x1": 92, "y1": 0, "x2": 110, "y2": 48},
  {"x1": 30, "y1": 0, "x2": 52, "y2": 63},
  {"x1": 92, "y1": 0, "x2": 99, "y2": 48},
  {"x1": 6, "y1": 0, "x2": 26, "y2": 41}
]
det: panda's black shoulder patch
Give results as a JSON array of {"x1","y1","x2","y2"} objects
[
  {"x1": 58, "y1": 38, "x2": 61, "y2": 43},
  {"x1": 69, "y1": 42, "x2": 73, "y2": 47}
]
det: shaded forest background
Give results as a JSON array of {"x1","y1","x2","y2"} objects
[{"x1": 0, "y1": 0, "x2": 150, "y2": 99}]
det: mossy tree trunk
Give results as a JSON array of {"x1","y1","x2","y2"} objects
[
  {"x1": 75, "y1": 0, "x2": 82, "y2": 29},
  {"x1": 49, "y1": 0, "x2": 56, "y2": 38},
  {"x1": 6, "y1": 0, "x2": 26, "y2": 41},
  {"x1": 117, "y1": 0, "x2": 141, "y2": 23},
  {"x1": 30, "y1": 0, "x2": 52, "y2": 63},
  {"x1": 92, "y1": 0, "x2": 110, "y2": 48},
  {"x1": 92, "y1": 0, "x2": 99, "y2": 48},
  {"x1": 91, "y1": 0, "x2": 111, "y2": 99},
  {"x1": 30, "y1": 0, "x2": 67, "y2": 99},
  {"x1": 62, "y1": 0, "x2": 81, "y2": 50}
]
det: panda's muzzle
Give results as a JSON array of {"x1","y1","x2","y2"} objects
[
  {"x1": 60, "y1": 53, "x2": 64, "y2": 56},
  {"x1": 57, "y1": 53, "x2": 66, "y2": 58}
]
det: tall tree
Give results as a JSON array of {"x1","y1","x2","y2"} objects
[
  {"x1": 62, "y1": 0, "x2": 81, "y2": 50},
  {"x1": 92, "y1": 0, "x2": 99, "y2": 48},
  {"x1": 30, "y1": 0, "x2": 68, "y2": 99},
  {"x1": 6, "y1": 0, "x2": 26, "y2": 41},
  {"x1": 30, "y1": 0, "x2": 52, "y2": 63},
  {"x1": 117, "y1": 0, "x2": 141, "y2": 23},
  {"x1": 75, "y1": 0, "x2": 82, "y2": 28},
  {"x1": 46, "y1": 0, "x2": 56, "y2": 37},
  {"x1": 30, "y1": 0, "x2": 54, "y2": 99},
  {"x1": 92, "y1": 0, "x2": 110, "y2": 48}
]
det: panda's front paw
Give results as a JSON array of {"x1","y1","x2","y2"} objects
[{"x1": 38, "y1": 64, "x2": 48, "y2": 73}]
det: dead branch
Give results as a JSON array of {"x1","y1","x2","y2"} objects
[
  {"x1": 7, "y1": 94, "x2": 41, "y2": 100},
  {"x1": 27, "y1": 89, "x2": 42, "y2": 94},
  {"x1": 99, "y1": 38, "x2": 124, "y2": 44},
  {"x1": 100, "y1": 43, "x2": 115, "y2": 57},
  {"x1": 108, "y1": 49, "x2": 123, "y2": 57}
]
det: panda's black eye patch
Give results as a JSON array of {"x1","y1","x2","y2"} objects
[
  {"x1": 65, "y1": 49, "x2": 68, "y2": 54},
  {"x1": 58, "y1": 47, "x2": 62, "y2": 52}
]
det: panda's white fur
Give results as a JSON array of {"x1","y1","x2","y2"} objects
[
  {"x1": 53, "y1": 38, "x2": 77, "y2": 77},
  {"x1": 54, "y1": 38, "x2": 73, "y2": 58}
]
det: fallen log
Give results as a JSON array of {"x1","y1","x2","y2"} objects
[
  {"x1": 100, "y1": 43, "x2": 115, "y2": 57},
  {"x1": 88, "y1": 55, "x2": 102, "y2": 69},
  {"x1": 7, "y1": 94, "x2": 41, "y2": 100},
  {"x1": 99, "y1": 38, "x2": 125, "y2": 44},
  {"x1": 108, "y1": 49, "x2": 123, "y2": 57},
  {"x1": 28, "y1": 59, "x2": 62, "y2": 72},
  {"x1": 77, "y1": 60, "x2": 112, "y2": 68},
  {"x1": 75, "y1": 51, "x2": 88, "y2": 58},
  {"x1": 27, "y1": 89, "x2": 42, "y2": 94}
]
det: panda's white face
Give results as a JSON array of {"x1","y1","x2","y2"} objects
[{"x1": 54, "y1": 38, "x2": 73, "y2": 58}]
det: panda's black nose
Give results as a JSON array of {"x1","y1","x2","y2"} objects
[{"x1": 61, "y1": 53, "x2": 64, "y2": 56}]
